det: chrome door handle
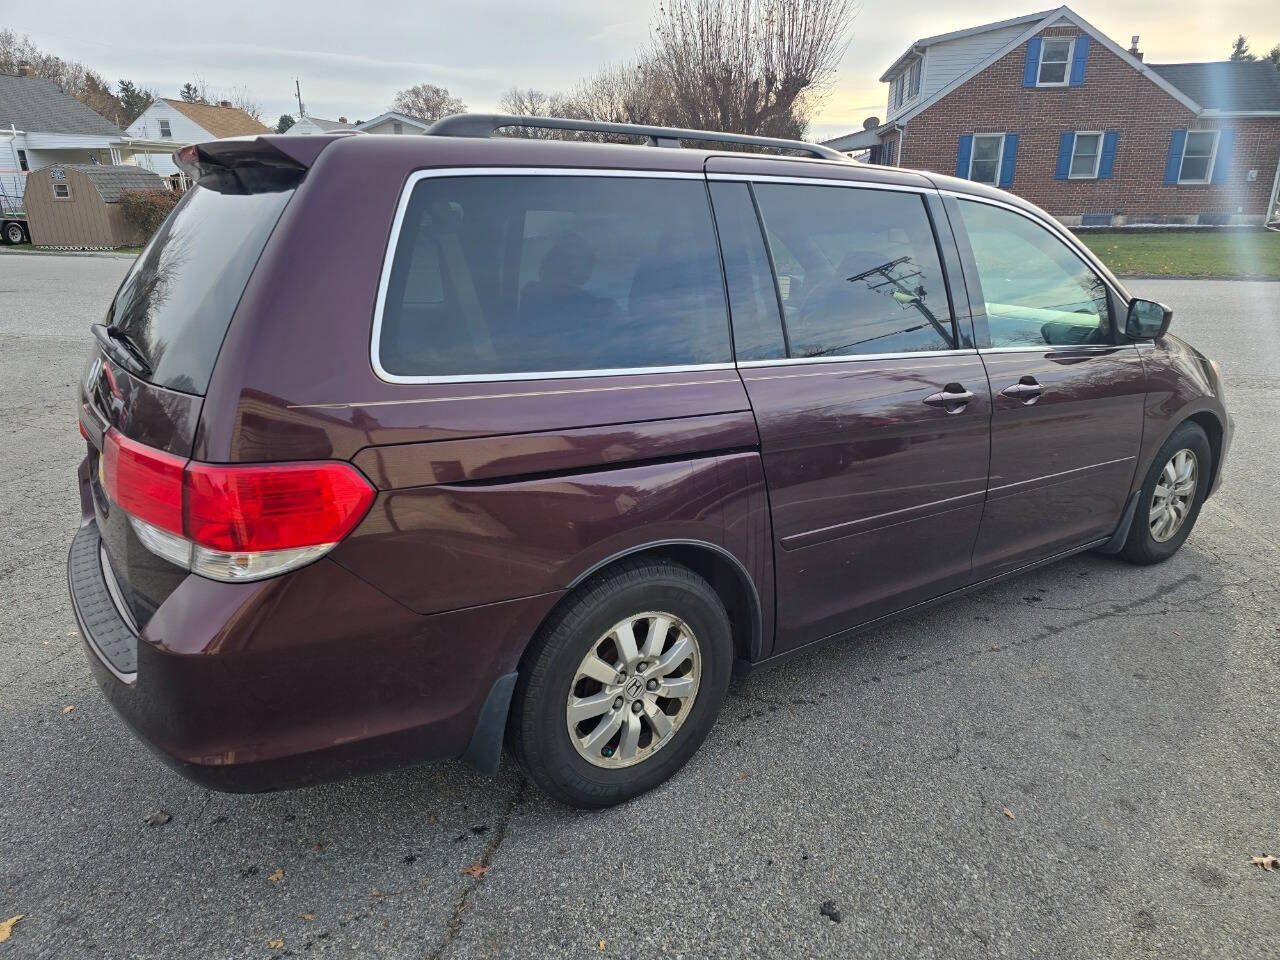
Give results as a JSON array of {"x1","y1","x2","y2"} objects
[
  {"x1": 1001, "y1": 377, "x2": 1043, "y2": 403},
  {"x1": 923, "y1": 384, "x2": 974, "y2": 413}
]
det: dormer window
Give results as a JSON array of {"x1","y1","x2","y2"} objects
[
  {"x1": 1037, "y1": 38, "x2": 1073, "y2": 86},
  {"x1": 158, "y1": 118, "x2": 172, "y2": 138},
  {"x1": 890, "y1": 58, "x2": 922, "y2": 111}
]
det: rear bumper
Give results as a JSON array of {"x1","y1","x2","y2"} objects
[{"x1": 68, "y1": 518, "x2": 559, "y2": 792}]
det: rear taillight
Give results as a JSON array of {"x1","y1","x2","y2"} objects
[{"x1": 100, "y1": 429, "x2": 374, "y2": 582}]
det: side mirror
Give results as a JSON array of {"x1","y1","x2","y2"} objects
[{"x1": 1126, "y1": 298, "x2": 1172, "y2": 341}]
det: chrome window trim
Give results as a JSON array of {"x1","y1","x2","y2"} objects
[
  {"x1": 941, "y1": 190, "x2": 1131, "y2": 303},
  {"x1": 738, "y1": 348, "x2": 978, "y2": 368},
  {"x1": 978, "y1": 344, "x2": 1126, "y2": 355},
  {"x1": 370, "y1": 166, "x2": 723, "y2": 386},
  {"x1": 708, "y1": 172, "x2": 932, "y2": 194}
]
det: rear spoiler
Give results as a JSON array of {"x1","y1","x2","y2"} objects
[{"x1": 174, "y1": 134, "x2": 350, "y2": 194}]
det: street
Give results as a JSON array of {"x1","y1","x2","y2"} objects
[{"x1": 1, "y1": 252, "x2": 1277, "y2": 959}]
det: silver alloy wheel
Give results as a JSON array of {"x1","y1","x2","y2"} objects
[
  {"x1": 1149, "y1": 448, "x2": 1198, "y2": 542},
  {"x1": 566, "y1": 611, "x2": 701, "y2": 769}
]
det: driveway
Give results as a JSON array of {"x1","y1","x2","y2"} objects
[{"x1": 1, "y1": 253, "x2": 1276, "y2": 959}]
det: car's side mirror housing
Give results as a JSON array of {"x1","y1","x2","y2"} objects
[{"x1": 1126, "y1": 299, "x2": 1172, "y2": 341}]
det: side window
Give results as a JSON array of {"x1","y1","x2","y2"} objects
[
  {"x1": 1037, "y1": 38, "x2": 1073, "y2": 85},
  {"x1": 957, "y1": 199, "x2": 1110, "y2": 348},
  {"x1": 378, "y1": 175, "x2": 731, "y2": 378},
  {"x1": 752, "y1": 183, "x2": 956, "y2": 358},
  {"x1": 708, "y1": 182, "x2": 786, "y2": 361}
]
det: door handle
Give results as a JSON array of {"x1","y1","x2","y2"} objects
[
  {"x1": 1001, "y1": 376, "x2": 1043, "y2": 403},
  {"x1": 923, "y1": 383, "x2": 974, "y2": 413}
]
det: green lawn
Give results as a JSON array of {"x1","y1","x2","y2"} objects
[{"x1": 1079, "y1": 230, "x2": 1280, "y2": 278}]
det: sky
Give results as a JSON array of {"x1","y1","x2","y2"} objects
[{"x1": 5, "y1": 0, "x2": 1279, "y2": 140}]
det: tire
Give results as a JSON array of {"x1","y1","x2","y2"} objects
[
  {"x1": 3, "y1": 222, "x2": 25, "y2": 245},
  {"x1": 509, "y1": 559, "x2": 732, "y2": 808},
  {"x1": 1119, "y1": 421, "x2": 1212, "y2": 565}
]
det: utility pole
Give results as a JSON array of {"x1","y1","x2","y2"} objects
[{"x1": 294, "y1": 79, "x2": 306, "y2": 119}]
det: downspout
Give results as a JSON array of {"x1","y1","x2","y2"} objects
[{"x1": 1266, "y1": 153, "x2": 1280, "y2": 231}]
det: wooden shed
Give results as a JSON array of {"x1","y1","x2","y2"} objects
[{"x1": 24, "y1": 163, "x2": 166, "y2": 248}]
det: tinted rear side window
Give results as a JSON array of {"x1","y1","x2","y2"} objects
[
  {"x1": 377, "y1": 175, "x2": 731, "y2": 378},
  {"x1": 105, "y1": 185, "x2": 294, "y2": 394},
  {"x1": 752, "y1": 184, "x2": 955, "y2": 358}
]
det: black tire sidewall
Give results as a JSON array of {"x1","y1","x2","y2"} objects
[
  {"x1": 1123, "y1": 422, "x2": 1212, "y2": 563},
  {"x1": 512, "y1": 563, "x2": 732, "y2": 808}
]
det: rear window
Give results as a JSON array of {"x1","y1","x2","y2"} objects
[
  {"x1": 105, "y1": 184, "x2": 294, "y2": 394},
  {"x1": 376, "y1": 175, "x2": 731, "y2": 379}
]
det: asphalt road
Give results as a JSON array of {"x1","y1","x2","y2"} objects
[{"x1": 1, "y1": 252, "x2": 1277, "y2": 959}]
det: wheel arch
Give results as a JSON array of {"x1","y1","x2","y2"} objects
[
  {"x1": 561, "y1": 539, "x2": 764, "y2": 665},
  {"x1": 1183, "y1": 410, "x2": 1224, "y2": 497}
]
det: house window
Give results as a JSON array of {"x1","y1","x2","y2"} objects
[
  {"x1": 968, "y1": 134, "x2": 1005, "y2": 185},
  {"x1": 882, "y1": 140, "x2": 896, "y2": 165},
  {"x1": 907, "y1": 59, "x2": 921, "y2": 99},
  {"x1": 1037, "y1": 38, "x2": 1074, "y2": 86},
  {"x1": 52, "y1": 183, "x2": 71, "y2": 200},
  {"x1": 17, "y1": 149, "x2": 28, "y2": 171},
  {"x1": 392, "y1": 121, "x2": 403, "y2": 134},
  {"x1": 1178, "y1": 130, "x2": 1218, "y2": 184},
  {"x1": 1069, "y1": 132, "x2": 1102, "y2": 178},
  {"x1": 158, "y1": 118, "x2": 172, "y2": 138}
]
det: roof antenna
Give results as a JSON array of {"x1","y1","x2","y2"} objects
[{"x1": 294, "y1": 79, "x2": 306, "y2": 119}]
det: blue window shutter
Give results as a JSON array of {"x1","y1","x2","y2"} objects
[
  {"x1": 999, "y1": 134, "x2": 1019, "y2": 188},
  {"x1": 1211, "y1": 129, "x2": 1235, "y2": 185},
  {"x1": 1055, "y1": 132, "x2": 1074, "y2": 180},
  {"x1": 1023, "y1": 38, "x2": 1042, "y2": 87},
  {"x1": 956, "y1": 134, "x2": 973, "y2": 178},
  {"x1": 1098, "y1": 130, "x2": 1119, "y2": 179},
  {"x1": 1069, "y1": 35, "x2": 1090, "y2": 85},
  {"x1": 1164, "y1": 130, "x2": 1187, "y2": 184}
]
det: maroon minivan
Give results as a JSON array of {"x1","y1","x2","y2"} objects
[{"x1": 69, "y1": 116, "x2": 1231, "y2": 807}]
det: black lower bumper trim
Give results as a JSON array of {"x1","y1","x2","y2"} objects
[{"x1": 68, "y1": 520, "x2": 137, "y2": 678}]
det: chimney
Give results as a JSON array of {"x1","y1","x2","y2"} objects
[
  {"x1": 338, "y1": 116, "x2": 348, "y2": 124},
  {"x1": 218, "y1": 99, "x2": 232, "y2": 108},
  {"x1": 1129, "y1": 35, "x2": 1143, "y2": 61},
  {"x1": 17, "y1": 63, "x2": 34, "y2": 77}
]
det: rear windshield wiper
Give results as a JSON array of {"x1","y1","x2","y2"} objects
[{"x1": 91, "y1": 323, "x2": 153, "y2": 378}]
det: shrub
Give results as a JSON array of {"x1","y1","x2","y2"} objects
[{"x1": 119, "y1": 188, "x2": 180, "y2": 238}]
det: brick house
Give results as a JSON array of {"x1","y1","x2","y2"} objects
[{"x1": 827, "y1": 6, "x2": 1280, "y2": 226}]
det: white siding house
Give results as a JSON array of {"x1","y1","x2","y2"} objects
[
  {"x1": 286, "y1": 116, "x2": 356, "y2": 135},
  {"x1": 127, "y1": 99, "x2": 270, "y2": 176},
  {"x1": 356, "y1": 111, "x2": 432, "y2": 135}
]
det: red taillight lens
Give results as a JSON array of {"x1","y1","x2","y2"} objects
[
  {"x1": 101, "y1": 429, "x2": 186, "y2": 534},
  {"x1": 99, "y1": 428, "x2": 375, "y2": 579},
  {"x1": 184, "y1": 461, "x2": 375, "y2": 552}
]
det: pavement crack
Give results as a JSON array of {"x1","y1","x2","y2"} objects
[{"x1": 428, "y1": 774, "x2": 527, "y2": 960}]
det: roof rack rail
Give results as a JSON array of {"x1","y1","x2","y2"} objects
[{"x1": 425, "y1": 113, "x2": 850, "y2": 162}]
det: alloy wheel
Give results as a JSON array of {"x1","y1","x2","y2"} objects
[
  {"x1": 1149, "y1": 448, "x2": 1198, "y2": 542},
  {"x1": 565, "y1": 611, "x2": 701, "y2": 769}
]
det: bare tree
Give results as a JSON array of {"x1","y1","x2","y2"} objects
[
  {"x1": 227, "y1": 86, "x2": 264, "y2": 122},
  {"x1": 391, "y1": 83, "x2": 467, "y2": 122},
  {"x1": 652, "y1": 0, "x2": 856, "y2": 138},
  {"x1": 1268, "y1": 43, "x2": 1280, "y2": 70},
  {"x1": 495, "y1": 87, "x2": 579, "y2": 137}
]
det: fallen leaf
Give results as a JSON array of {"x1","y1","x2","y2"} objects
[
  {"x1": 370, "y1": 887, "x2": 401, "y2": 898},
  {"x1": 738, "y1": 771, "x2": 749, "y2": 781},
  {"x1": 599, "y1": 939, "x2": 607, "y2": 950},
  {"x1": 268, "y1": 939, "x2": 284, "y2": 949},
  {"x1": 269, "y1": 867, "x2": 285, "y2": 883},
  {"x1": 0, "y1": 916, "x2": 23, "y2": 943},
  {"x1": 62, "y1": 705, "x2": 75, "y2": 715},
  {"x1": 301, "y1": 913, "x2": 314, "y2": 922},
  {"x1": 1002, "y1": 807, "x2": 1016, "y2": 821},
  {"x1": 144, "y1": 810, "x2": 172, "y2": 827},
  {"x1": 461, "y1": 863, "x2": 488, "y2": 878},
  {"x1": 67, "y1": 629, "x2": 80, "y2": 637},
  {"x1": 1250, "y1": 855, "x2": 1279, "y2": 872}
]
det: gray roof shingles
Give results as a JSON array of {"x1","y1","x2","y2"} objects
[
  {"x1": 0, "y1": 72, "x2": 124, "y2": 137},
  {"x1": 1149, "y1": 61, "x2": 1280, "y2": 112},
  {"x1": 66, "y1": 164, "x2": 165, "y2": 202}
]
